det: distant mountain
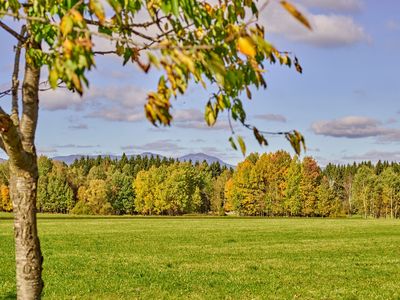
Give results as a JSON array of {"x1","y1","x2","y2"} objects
[
  {"x1": 52, "y1": 154, "x2": 120, "y2": 164},
  {"x1": 140, "y1": 152, "x2": 165, "y2": 159},
  {"x1": 178, "y1": 153, "x2": 233, "y2": 168},
  {"x1": 52, "y1": 152, "x2": 233, "y2": 167}
]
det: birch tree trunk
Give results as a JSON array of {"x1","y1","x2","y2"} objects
[
  {"x1": 10, "y1": 161, "x2": 43, "y2": 299},
  {"x1": 0, "y1": 36, "x2": 43, "y2": 299}
]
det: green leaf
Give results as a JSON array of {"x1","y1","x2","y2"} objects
[
  {"x1": 171, "y1": 0, "x2": 179, "y2": 17},
  {"x1": 49, "y1": 68, "x2": 58, "y2": 89},
  {"x1": 229, "y1": 137, "x2": 237, "y2": 151}
]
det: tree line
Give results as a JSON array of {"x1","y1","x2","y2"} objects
[{"x1": 1, "y1": 152, "x2": 399, "y2": 218}]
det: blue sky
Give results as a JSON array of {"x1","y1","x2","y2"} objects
[{"x1": 0, "y1": 0, "x2": 399, "y2": 165}]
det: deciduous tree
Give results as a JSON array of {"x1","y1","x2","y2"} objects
[{"x1": 0, "y1": 0, "x2": 310, "y2": 297}]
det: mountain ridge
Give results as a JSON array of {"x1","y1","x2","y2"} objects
[{"x1": 51, "y1": 152, "x2": 233, "y2": 168}]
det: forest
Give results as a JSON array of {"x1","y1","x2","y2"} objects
[{"x1": 0, "y1": 151, "x2": 399, "y2": 218}]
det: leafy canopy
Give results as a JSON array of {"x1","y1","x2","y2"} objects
[{"x1": 0, "y1": 0, "x2": 309, "y2": 154}]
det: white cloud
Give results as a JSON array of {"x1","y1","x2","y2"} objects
[
  {"x1": 342, "y1": 150, "x2": 400, "y2": 162},
  {"x1": 40, "y1": 88, "x2": 85, "y2": 111},
  {"x1": 386, "y1": 19, "x2": 400, "y2": 31},
  {"x1": 262, "y1": 1, "x2": 369, "y2": 47},
  {"x1": 68, "y1": 123, "x2": 88, "y2": 130},
  {"x1": 254, "y1": 113, "x2": 287, "y2": 123},
  {"x1": 312, "y1": 116, "x2": 383, "y2": 138},
  {"x1": 173, "y1": 108, "x2": 231, "y2": 130},
  {"x1": 311, "y1": 116, "x2": 400, "y2": 142},
  {"x1": 122, "y1": 139, "x2": 186, "y2": 152},
  {"x1": 37, "y1": 147, "x2": 58, "y2": 154},
  {"x1": 297, "y1": 0, "x2": 363, "y2": 12},
  {"x1": 53, "y1": 144, "x2": 99, "y2": 149},
  {"x1": 40, "y1": 84, "x2": 149, "y2": 122},
  {"x1": 87, "y1": 108, "x2": 144, "y2": 122}
]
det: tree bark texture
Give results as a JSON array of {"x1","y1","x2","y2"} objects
[
  {"x1": 12, "y1": 52, "x2": 43, "y2": 300},
  {"x1": 0, "y1": 42, "x2": 43, "y2": 299},
  {"x1": 10, "y1": 162, "x2": 43, "y2": 300}
]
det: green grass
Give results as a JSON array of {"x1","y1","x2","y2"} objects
[{"x1": 1, "y1": 214, "x2": 400, "y2": 299}]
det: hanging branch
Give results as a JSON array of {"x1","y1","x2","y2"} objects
[{"x1": 0, "y1": 81, "x2": 66, "y2": 99}]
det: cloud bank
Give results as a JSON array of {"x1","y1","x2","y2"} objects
[
  {"x1": 311, "y1": 116, "x2": 400, "y2": 142},
  {"x1": 261, "y1": 1, "x2": 369, "y2": 47}
]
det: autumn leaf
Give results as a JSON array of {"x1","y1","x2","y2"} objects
[
  {"x1": 60, "y1": 15, "x2": 73, "y2": 36},
  {"x1": 280, "y1": 1, "x2": 312, "y2": 30},
  {"x1": 89, "y1": 0, "x2": 106, "y2": 24},
  {"x1": 71, "y1": 73, "x2": 83, "y2": 95},
  {"x1": 285, "y1": 130, "x2": 306, "y2": 155},
  {"x1": 237, "y1": 36, "x2": 256, "y2": 57},
  {"x1": 205, "y1": 101, "x2": 217, "y2": 126},
  {"x1": 237, "y1": 136, "x2": 246, "y2": 156},
  {"x1": 49, "y1": 68, "x2": 58, "y2": 89}
]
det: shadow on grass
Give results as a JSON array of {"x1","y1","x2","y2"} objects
[
  {"x1": 0, "y1": 212, "x2": 356, "y2": 221},
  {"x1": 0, "y1": 214, "x2": 275, "y2": 220}
]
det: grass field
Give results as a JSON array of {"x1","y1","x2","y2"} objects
[{"x1": 1, "y1": 214, "x2": 400, "y2": 299}]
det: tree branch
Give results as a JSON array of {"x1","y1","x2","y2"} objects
[
  {"x1": 94, "y1": 50, "x2": 117, "y2": 55},
  {"x1": 0, "y1": 81, "x2": 66, "y2": 99},
  {"x1": 0, "y1": 10, "x2": 212, "y2": 51},
  {"x1": 85, "y1": 19, "x2": 157, "y2": 42},
  {"x1": 0, "y1": 107, "x2": 30, "y2": 167},
  {"x1": 0, "y1": 20, "x2": 25, "y2": 42},
  {"x1": 11, "y1": 25, "x2": 27, "y2": 126}
]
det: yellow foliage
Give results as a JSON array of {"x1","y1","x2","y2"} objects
[
  {"x1": 224, "y1": 178, "x2": 234, "y2": 211},
  {"x1": 0, "y1": 185, "x2": 12, "y2": 212},
  {"x1": 237, "y1": 37, "x2": 256, "y2": 57}
]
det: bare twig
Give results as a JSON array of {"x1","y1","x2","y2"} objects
[
  {"x1": 0, "y1": 81, "x2": 66, "y2": 100},
  {"x1": 243, "y1": 122, "x2": 291, "y2": 135},
  {"x1": 94, "y1": 50, "x2": 117, "y2": 55},
  {"x1": 85, "y1": 19, "x2": 157, "y2": 42},
  {"x1": 0, "y1": 20, "x2": 25, "y2": 42}
]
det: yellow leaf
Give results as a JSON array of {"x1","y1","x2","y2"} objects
[
  {"x1": 49, "y1": 68, "x2": 58, "y2": 88},
  {"x1": 89, "y1": 0, "x2": 105, "y2": 24},
  {"x1": 70, "y1": 9, "x2": 83, "y2": 23},
  {"x1": 237, "y1": 136, "x2": 246, "y2": 156},
  {"x1": 71, "y1": 73, "x2": 82, "y2": 95},
  {"x1": 62, "y1": 39, "x2": 74, "y2": 59},
  {"x1": 237, "y1": 37, "x2": 256, "y2": 57},
  {"x1": 205, "y1": 101, "x2": 217, "y2": 126},
  {"x1": 60, "y1": 15, "x2": 73, "y2": 36},
  {"x1": 195, "y1": 28, "x2": 204, "y2": 40},
  {"x1": 280, "y1": 1, "x2": 312, "y2": 30},
  {"x1": 204, "y1": 2, "x2": 213, "y2": 15}
]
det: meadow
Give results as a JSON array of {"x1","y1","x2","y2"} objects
[{"x1": 1, "y1": 214, "x2": 400, "y2": 299}]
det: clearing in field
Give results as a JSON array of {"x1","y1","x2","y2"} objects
[{"x1": 1, "y1": 215, "x2": 400, "y2": 299}]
